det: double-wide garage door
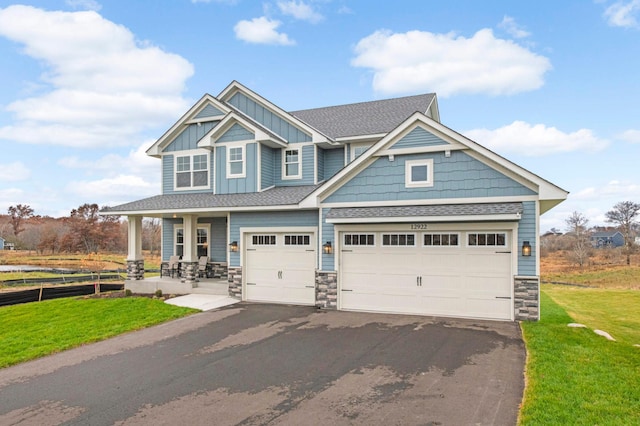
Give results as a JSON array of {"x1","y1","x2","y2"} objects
[
  {"x1": 340, "y1": 230, "x2": 513, "y2": 320},
  {"x1": 244, "y1": 232, "x2": 316, "y2": 305}
]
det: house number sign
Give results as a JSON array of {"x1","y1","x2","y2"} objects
[{"x1": 410, "y1": 224, "x2": 428, "y2": 230}]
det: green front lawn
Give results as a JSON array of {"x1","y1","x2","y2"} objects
[
  {"x1": 0, "y1": 297, "x2": 196, "y2": 368},
  {"x1": 519, "y1": 289, "x2": 640, "y2": 425}
]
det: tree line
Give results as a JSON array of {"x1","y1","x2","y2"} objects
[
  {"x1": 543, "y1": 201, "x2": 640, "y2": 268},
  {"x1": 1, "y1": 203, "x2": 161, "y2": 255}
]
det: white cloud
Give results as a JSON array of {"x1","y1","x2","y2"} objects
[
  {"x1": 234, "y1": 17, "x2": 295, "y2": 45},
  {"x1": 464, "y1": 121, "x2": 609, "y2": 156},
  {"x1": 604, "y1": 0, "x2": 640, "y2": 28},
  {"x1": 618, "y1": 129, "x2": 640, "y2": 143},
  {"x1": 277, "y1": 1, "x2": 323, "y2": 23},
  {"x1": 65, "y1": 0, "x2": 102, "y2": 11},
  {"x1": 0, "y1": 5, "x2": 194, "y2": 148},
  {"x1": 351, "y1": 28, "x2": 551, "y2": 97},
  {"x1": 573, "y1": 180, "x2": 640, "y2": 200},
  {"x1": 498, "y1": 16, "x2": 531, "y2": 38},
  {"x1": 0, "y1": 162, "x2": 31, "y2": 182},
  {"x1": 67, "y1": 174, "x2": 156, "y2": 200}
]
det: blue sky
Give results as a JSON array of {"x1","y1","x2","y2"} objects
[{"x1": 0, "y1": 0, "x2": 638, "y2": 232}]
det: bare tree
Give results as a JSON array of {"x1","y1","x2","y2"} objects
[
  {"x1": 565, "y1": 211, "x2": 591, "y2": 268},
  {"x1": 7, "y1": 204, "x2": 34, "y2": 238},
  {"x1": 143, "y1": 218, "x2": 161, "y2": 255},
  {"x1": 605, "y1": 201, "x2": 640, "y2": 265}
]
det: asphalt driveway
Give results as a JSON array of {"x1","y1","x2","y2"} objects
[{"x1": 0, "y1": 303, "x2": 525, "y2": 425}]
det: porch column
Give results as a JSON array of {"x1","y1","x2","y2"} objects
[
  {"x1": 181, "y1": 214, "x2": 199, "y2": 285},
  {"x1": 126, "y1": 215, "x2": 144, "y2": 280}
]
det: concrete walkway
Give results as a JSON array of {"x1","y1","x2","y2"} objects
[{"x1": 164, "y1": 294, "x2": 240, "y2": 311}]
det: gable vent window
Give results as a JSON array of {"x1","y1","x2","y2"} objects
[
  {"x1": 405, "y1": 159, "x2": 434, "y2": 188},
  {"x1": 382, "y1": 233, "x2": 416, "y2": 246},
  {"x1": 176, "y1": 154, "x2": 209, "y2": 189},
  {"x1": 283, "y1": 149, "x2": 301, "y2": 179}
]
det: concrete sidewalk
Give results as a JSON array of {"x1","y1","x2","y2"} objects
[{"x1": 164, "y1": 294, "x2": 240, "y2": 311}]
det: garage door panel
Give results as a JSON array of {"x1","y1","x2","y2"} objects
[{"x1": 340, "y1": 229, "x2": 513, "y2": 320}]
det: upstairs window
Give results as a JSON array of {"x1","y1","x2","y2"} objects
[
  {"x1": 283, "y1": 148, "x2": 301, "y2": 179},
  {"x1": 405, "y1": 159, "x2": 434, "y2": 188},
  {"x1": 227, "y1": 146, "x2": 245, "y2": 178},
  {"x1": 176, "y1": 153, "x2": 209, "y2": 189}
]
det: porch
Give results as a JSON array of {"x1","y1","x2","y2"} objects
[{"x1": 125, "y1": 275, "x2": 230, "y2": 296}]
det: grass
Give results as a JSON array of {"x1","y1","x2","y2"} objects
[
  {"x1": 519, "y1": 289, "x2": 640, "y2": 425},
  {"x1": 0, "y1": 297, "x2": 196, "y2": 368},
  {"x1": 542, "y1": 266, "x2": 640, "y2": 289}
]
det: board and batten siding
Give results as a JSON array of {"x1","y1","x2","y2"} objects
[
  {"x1": 194, "y1": 104, "x2": 224, "y2": 119},
  {"x1": 261, "y1": 145, "x2": 276, "y2": 189},
  {"x1": 227, "y1": 92, "x2": 311, "y2": 143},
  {"x1": 389, "y1": 126, "x2": 449, "y2": 150},
  {"x1": 217, "y1": 123, "x2": 254, "y2": 142},
  {"x1": 165, "y1": 122, "x2": 217, "y2": 152},
  {"x1": 517, "y1": 201, "x2": 537, "y2": 276},
  {"x1": 323, "y1": 151, "x2": 536, "y2": 203},
  {"x1": 316, "y1": 147, "x2": 325, "y2": 182},
  {"x1": 162, "y1": 152, "x2": 214, "y2": 195},
  {"x1": 228, "y1": 210, "x2": 319, "y2": 267},
  {"x1": 322, "y1": 148, "x2": 344, "y2": 181},
  {"x1": 215, "y1": 143, "x2": 258, "y2": 194}
]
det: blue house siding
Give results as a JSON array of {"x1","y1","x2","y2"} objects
[
  {"x1": 390, "y1": 126, "x2": 449, "y2": 150},
  {"x1": 216, "y1": 143, "x2": 258, "y2": 194},
  {"x1": 323, "y1": 147, "x2": 344, "y2": 180},
  {"x1": 321, "y1": 208, "x2": 335, "y2": 271},
  {"x1": 161, "y1": 218, "x2": 182, "y2": 261},
  {"x1": 217, "y1": 123, "x2": 254, "y2": 142},
  {"x1": 195, "y1": 104, "x2": 224, "y2": 119},
  {"x1": 324, "y1": 151, "x2": 535, "y2": 203},
  {"x1": 165, "y1": 122, "x2": 217, "y2": 152},
  {"x1": 227, "y1": 92, "x2": 311, "y2": 143},
  {"x1": 261, "y1": 145, "x2": 276, "y2": 189},
  {"x1": 316, "y1": 147, "x2": 325, "y2": 182},
  {"x1": 274, "y1": 145, "x2": 315, "y2": 186},
  {"x1": 228, "y1": 210, "x2": 319, "y2": 266},
  {"x1": 517, "y1": 201, "x2": 537, "y2": 276}
]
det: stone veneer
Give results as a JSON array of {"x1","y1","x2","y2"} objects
[
  {"x1": 228, "y1": 266, "x2": 243, "y2": 298},
  {"x1": 315, "y1": 270, "x2": 338, "y2": 309},
  {"x1": 126, "y1": 259, "x2": 145, "y2": 281},
  {"x1": 180, "y1": 261, "x2": 199, "y2": 287},
  {"x1": 514, "y1": 276, "x2": 540, "y2": 321}
]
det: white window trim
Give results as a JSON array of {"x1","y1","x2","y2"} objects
[
  {"x1": 175, "y1": 224, "x2": 211, "y2": 257},
  {"x1": 405, "y1": 159, "x2": 434, "y2": 188},
  {"x1": 227, "y1": 146, "x2": 246, "y2": 179},
  {"x1": 282, "y1": 148, "x2": 302, "y2": 180},
  {"x1": 173, "y1": 150, "x2": 211, "y2": 191}
]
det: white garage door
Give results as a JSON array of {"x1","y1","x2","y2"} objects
[
  {"x1": 245, "y1": 232, "x2": 316, "y2": 305},
  {"x1": 340, "y1": 230, "x2": 513, "y2": 320}
]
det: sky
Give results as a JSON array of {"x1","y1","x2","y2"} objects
[{"x1": 0, "y1": 0, "x2": 638, "y2": 233}]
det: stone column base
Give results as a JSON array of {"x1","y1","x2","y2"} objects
[
  {"x1": 181, "y1": 261, "x2": 199, "y2": 287},
  {"x1": 228, "y1": 267, "x2": 242, "y2": 298},
  {"x1": 126, "y1": 259, "x2": 145, "y2": 281},
  {"x1": 315, "y1": 270, "x2": 337, "y2": 309},
  {"x1": 514, "y1": 276, "x2": 540, "y2": 321}
]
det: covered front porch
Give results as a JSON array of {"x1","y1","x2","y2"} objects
[{"x1": 124, "y1": 213, "x2": 236, "y2": 296}]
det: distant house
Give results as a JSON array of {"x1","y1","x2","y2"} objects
[
  {"x1": 590, "y1": 231, "x2": 624, "y2": 248},
  {"x1": 0, "y1": 237, "x2": 4, "y2": 250}
]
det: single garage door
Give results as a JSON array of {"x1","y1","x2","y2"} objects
[
  {"x1": 340, "y1": 230, "x2": 513, "y2": 320},
  {"x1": 245, "y1": 232, "x2": 316, "y2": 305}
]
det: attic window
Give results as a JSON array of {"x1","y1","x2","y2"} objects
[{"x1": 405, "y1": 159, "x2": 434, "y2": 188}]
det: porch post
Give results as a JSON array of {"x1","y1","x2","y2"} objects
[
  {"x1": 126, "y1": 215, "x2": 144, "y2": 280},
  {"x1": 181, "y1": 214, "x2": 199, "y2": 285}
]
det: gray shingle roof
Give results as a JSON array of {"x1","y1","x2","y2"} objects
[
  {"x1": 326, "y1": 203, "x2": 524, "y2": 220},
  {"x1": 290, "y1": 93, "x2": 435, "y2": 139},
  {"x1": 102, "y1": 185, "x2": 321, "y2": 214}
]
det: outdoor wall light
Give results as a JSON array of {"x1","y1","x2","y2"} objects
[
  {"x1": 322, "y1": 241, "x2": 333, "y2": 254},
  {"x1": 522, "y1": 241, "x2": 532, "y2": 257},
  {"x1": 229, "y1": 241, "x2": 238, "y2": 252}
]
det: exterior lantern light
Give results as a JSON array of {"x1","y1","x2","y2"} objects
[
  {"x1": 322, "y1": 241, "x2": 333, "y2": 254},
  {"x1": 229, "y1": 241, "x2": 239, "y2": 252},
  {"x1": 522, "y1": 241, "x2": 532, "y2": 257}
]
